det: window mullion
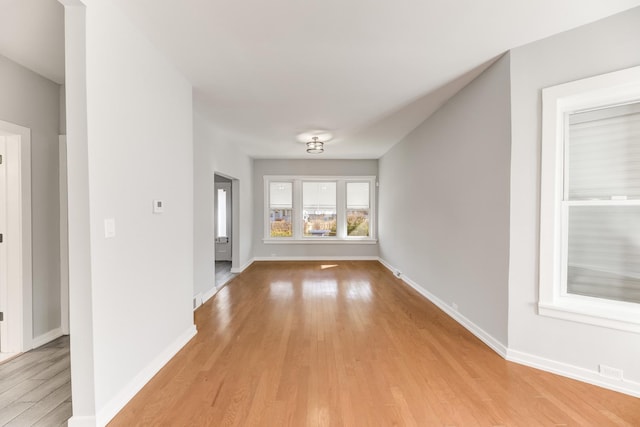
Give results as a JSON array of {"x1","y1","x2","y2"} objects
[
  {"x1": 336, "y1": 180, "x2": 346, "y2": 238},
  {"x1": 292, "y1": 179, "x2": 303, "y2": 239}
]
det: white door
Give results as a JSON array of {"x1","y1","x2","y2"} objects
[
  {"x1": 0, "y1": 137, "x2": 7, "y2": 352},
  {"x1": 214, "y1": 182, "x2": 232, "y2": 261}
]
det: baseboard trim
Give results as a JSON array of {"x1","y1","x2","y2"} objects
[
  {"x1": 253, "y1": 256, "x2": 379, "y2": 262},
  {"x1": 377, "y1": 258, "x2": 508, "y2": 358},
  {"x1": 230, "y1": 258, "x2": 254, "y2": 274},
  {"x1": 67, "y1": 415, "x2": 97, "y2": 427},
  {"x1": 31, "y1": 328, "x2": 64, "y2": 350},
  {"x1": 96, "y1": 325, "x2": 197, "y2": 426},
  {"x1": 506, "y1": 348, "x2": 640, "y2": 398}
]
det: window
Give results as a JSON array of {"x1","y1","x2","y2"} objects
[
  {"x1": 264, "y1": 176, "x2": 376, "y2": 242},
  {"x1": 346, "y1": 182, "x2": 370, "y2": 237},
  {"x1": 539, "y1": 65, "x2": 640, "y2": 332},
  {"x1": 269, "y1": 182, "x2": 293, "y2": 237},
  {"x1": 303, "y1": 182, "x2": 337, "y2": 237},
  {"x1": 216, "y1": 188, "x2": 227, "y2": 238}
]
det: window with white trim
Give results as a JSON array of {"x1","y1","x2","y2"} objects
[
  {"x1": 264, "y1": 176, "x2": 376, "y2": 243},
  {"x1": 539, "y1": 65, "x2": 640, "y2": 333}
]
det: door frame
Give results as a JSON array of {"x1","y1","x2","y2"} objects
[
  {"x1": 0, "y1": 120, "x2": 33, "y2": 360},
  {"x1": 59, "y1": 136, "x2": 70, "y2": 335},
  {"x1": 213, "y1": 172, "x2": 240, "y2": 273}
]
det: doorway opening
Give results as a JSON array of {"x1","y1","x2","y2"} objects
[
  {"x1": 0, "y1": 120, "x2": 33, "y2": 362},
  {"x1": 214, "y1": 173, "x2": 238, "y2": 288}
]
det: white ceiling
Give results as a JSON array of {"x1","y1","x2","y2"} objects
[{"x1": 2, "y1": 1, "x2": 640, "y2": 159}]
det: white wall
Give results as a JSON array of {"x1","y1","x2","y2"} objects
[
  {"x1": 508, "y1": 6, "x2": 640, "y2": 388},
  {"x1": 64, "y1": 0, "x2": 195, "y2": 424},
  {"x1": 379, "y1": 54, "x2": 512, "y2": 346},
  {"x1": 252, "y1": 159, "x2": 379, "y2": 259},
  {"x1": 0, "y1": 53, "x2": 61, "y2": 341},
  {"x1": 193, "y1": 111, "x2": 254, "y2": 298}
]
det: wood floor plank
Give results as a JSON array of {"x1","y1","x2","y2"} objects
[
  {"x1": 0, "y1": 337, "x2": 71, "y2": 426},
  {"x1": 5, "y1": 383, "x2": 71, "y2": 427},
  {"x1": 0, "y1": 379, "x2": 45, "y2": 409},
  {"x1": 109, "y1": 261, "x2": 640, "y2": 426},
  {"x1": 32, "y1": 401, "x2": 72, "y2": 427},
  {"x1": 0, "y1": 402, "x2": 34, "y2": 425},
  {"x1": 18, "y1": 368, "x2": 71, "y2": 403}
]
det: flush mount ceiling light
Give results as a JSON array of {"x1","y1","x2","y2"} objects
[
  {"x1": 297, "y1": 130, "x2": 333, "y2": 155},
  {"x1": 306, "y1": 137, "x2": 324, "y2": 154}
]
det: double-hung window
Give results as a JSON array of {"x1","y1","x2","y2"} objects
[
  {"x1": 264, "y1": 176, "x2": 376, "y2": 242},
  {"x1": 539, "y1": 65, "x2": 640, "y2": 332},
  {"x1": 268, "y1": 181, "x2": 293, "y2": 238}
]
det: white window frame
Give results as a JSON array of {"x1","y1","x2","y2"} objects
[
  {"x1": 264, "y1": 175, "x2": 377, "y2": 244},
  {"x1": 539, "y1": 65, "x2": 640, "y2": 333}
]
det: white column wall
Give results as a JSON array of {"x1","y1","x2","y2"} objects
[{"x1": 63, "y1": 0, "x2": 196, "y2": 424}]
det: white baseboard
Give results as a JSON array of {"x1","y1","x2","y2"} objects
[
  {"x1": 253, "y1": 256, "x2": 379, "y2": 262},
  {"x1": 95, "y1": 325, "x2": 198, "y2": 426},
  {"x1": 31, "y1": 327, "x2": 64, "y2": 349},
  {"x1": 230, "y1": 258, "x2": 254, "y2": 274},
  {"x1": 378, "y1": 258, "x2": 508, "y2": 357},
  {"x1": 67, "y1": 415, "x2": 97, "y2": 427},
  {"x1": 506, "y1": 348, "x2": 640, "y2": 398}
]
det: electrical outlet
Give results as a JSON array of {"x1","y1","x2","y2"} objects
[
  {"x1": 599, "y1": 364, "x2": 623, "y2": 380},
  {"x1": 452, "y1": 302, "x2": 459, "y2": 311}
]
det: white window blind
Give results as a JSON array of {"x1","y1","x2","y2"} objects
[
  {"x1": 568, "y1": 102, "x2": 640, "y2": 200},
  {"x1": 302, "y1": 182, "x2": 336, "y2": 210},
  {"x1": 565, "y1": 102, "x2": 640, "y2": 304},
  {"x1": 270, "y1": 182, "x2": 292, "y2": 208},
  {"x1": 346, "y1": 182, "x2": 370, "y2": 209}
]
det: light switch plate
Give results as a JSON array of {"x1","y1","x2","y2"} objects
[
  {"x1": 104, "y1": 218, "x2": 115, "y2": 238},
  {"x1": 153, "y1": 199, "x2": 164, "y2": 214}
]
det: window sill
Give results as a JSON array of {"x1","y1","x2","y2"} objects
[
  {"x1": 538, "y1": 297, "x2": 640, "y2": 333},
  {"x1": 263, "y1": 238, "x2": 378, "y2": 245}
]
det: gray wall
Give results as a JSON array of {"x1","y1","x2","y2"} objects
[
  {"x1": 0, "y1": 54, "x2": 61, "y2": 339},
  {"x1": 509, "y1": 6, "x2": 640, "y2": 382},
  {"x1": 379, "y1": 54, "x2": 512, "y2": 346},
  {"x1": 253, "y1": 159, "x2": 379, "y2": 259}
]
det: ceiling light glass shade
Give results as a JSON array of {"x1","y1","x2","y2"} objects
[{"x1": 306, "y1": 139, "x2": 324, "y2": 154}]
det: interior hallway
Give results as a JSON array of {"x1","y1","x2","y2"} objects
[{"x1": 109, "y1": 261, "x2": 640, "y2": 426}]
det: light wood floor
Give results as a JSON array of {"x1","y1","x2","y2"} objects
[
  {"x1": 0, "y1": 336, "x2": 71, "y2": 426},
  {"x1": 110, "y1": 261, "x2": 640, "y2": 426}
]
